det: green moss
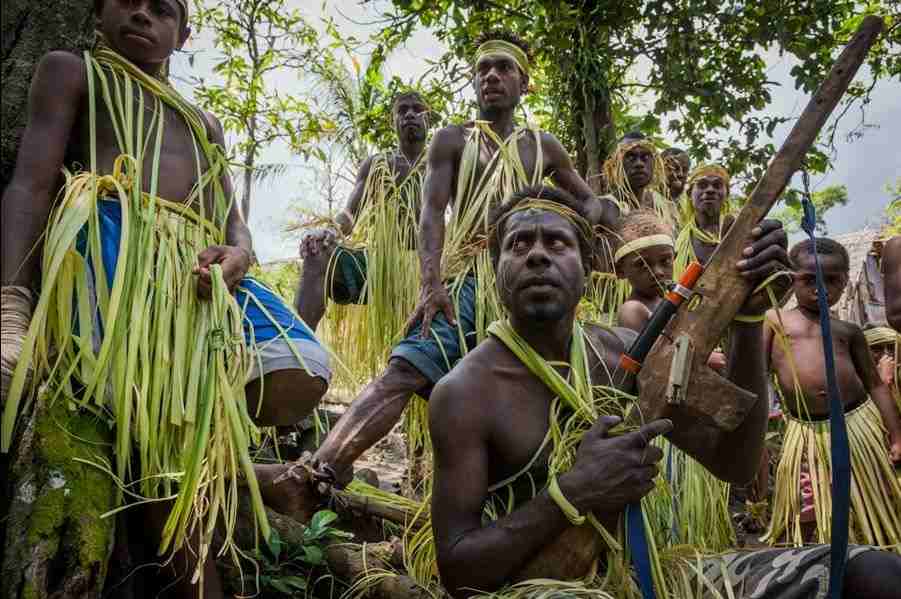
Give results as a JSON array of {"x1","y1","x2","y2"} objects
[{"x1": 25, "y1": 397, "x2": 116, "y2": 571}]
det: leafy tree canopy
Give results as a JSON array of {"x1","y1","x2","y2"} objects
[{"x1": 365, "y1": 0, "x2": 900, "y2": 197}]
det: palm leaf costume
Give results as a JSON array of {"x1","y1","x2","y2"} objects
[
  {"x1": 442, "y1": 121, "x2": 543, "y2": 341},
  {"x1": 320, "y1": 152, "x2": 424, "y2": 388},
  {"x1": 764, "y1": 318, "x2": 901, "y2": 552},
  {"x1": 0, "y1": 45, "x2": 286, "y2": 580}
]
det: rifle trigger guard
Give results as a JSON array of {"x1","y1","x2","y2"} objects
[{"x1": 666, "y1": 335, "x2": 694, "y2": 406}]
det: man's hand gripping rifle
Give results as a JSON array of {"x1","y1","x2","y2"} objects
[{"x1": 629, "y1": 16, "x2": 885, "y2": 448}]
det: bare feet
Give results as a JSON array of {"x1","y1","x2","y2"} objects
[{"x1": 254, "y1": 461, "x2": 323, "y2": 523}]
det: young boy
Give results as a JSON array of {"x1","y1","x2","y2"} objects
[
  {"x1": 864, "y1": 323, "x2": 900, "y2": 410},
  {"x1": 0, "y1": 1, "x2": 330, "y2": 596},
  {"x1": 613, "y1": 210, "x2": 734, "y2": 551},
  {"x1": 615, "y1": 210, "x2": 727, "y2": 371},
  {"x1": 763, "y1": 237, "x2": 901, "y2": 551}
]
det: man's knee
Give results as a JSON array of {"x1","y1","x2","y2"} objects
[
  {"x1": 246, "y1": 369, "x2": 328, "y2": 427},
  {"x1": 380, "y1": 357, "x2": 430, "y2": 394}
]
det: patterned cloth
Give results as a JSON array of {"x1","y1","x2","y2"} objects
[
  {"x1": 327, "y1": 245, "x2": 368, "y2": 304},
  {"x1": 701, "y1": 545, "x2": 875, "y2": 599},
  {"x1": 80, "y1": 198, "x2": 331, "y2": 384}
]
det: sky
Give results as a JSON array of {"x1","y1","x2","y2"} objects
[{"x1": 171, "y1": 1, "x2": 900, "y2": 263}]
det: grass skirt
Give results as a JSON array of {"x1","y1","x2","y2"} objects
[{"x1": 762, "y1": 399, "x2": 901, "y2": 552}]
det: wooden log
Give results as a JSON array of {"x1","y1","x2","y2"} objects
[
  {"x1": 333, "y1": 489, "x2": 429, "y2": 530},
  {"x1": 230, "y1": 495, "x2": 438, "y2": 599}
]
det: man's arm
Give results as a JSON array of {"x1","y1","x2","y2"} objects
[
  {"x1": 193, "y1": 112, "x2": 251, "y2": 298},
  {"x1": 850, "y1": 325, "x2": 901, "y2": 462},
  {"x1": 1, "y1": 51, "x2": 86, "y2": 287},
  {"x1": 334, "y1": 156, "x2": 374, "y2": 236},
  {"x1": 616, "y1": 300, "x2": 650, "y2": 332},
  {"x1": 431, "y1": 359, "x2": 668, "y2": 596},
  {"x1": 541, "y1": 132, "x2": 619, "y2": 231},
  {"x1": 407, "y1": 126, "x2": 464, "y2": 336},
  {"x1": 884, "y1": 236, "x2": 901, "y2": 331},
  {"x1": 667, "y1": 221, "x2": 789, "y2": 484},
  {"x1": 430, "y1": 372, "x2": 572, "y2": 597}
]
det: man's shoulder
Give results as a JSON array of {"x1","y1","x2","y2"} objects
[
  {"x1": 35, "y1": 51, "x2": 87, "y2": 96},
  {"x1": 433, "y1": 340, "x2": 504, "y2": 406},
  {"x1": 426, "y1": 124, "x2": 468, "y2": 162},
  {"x1": 434, "y1": 123, "x2": 468, "y2": 143},
  {"x1": 831, "y1": 315, "x2": 864, "y2": 339},
  {"x1": 583, "y1": 321, "x2": 634, "y2": 354}
]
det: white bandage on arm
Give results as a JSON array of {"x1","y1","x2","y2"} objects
[{"x1": 1, "y1": 286, "x2": 35, "y2": 399}]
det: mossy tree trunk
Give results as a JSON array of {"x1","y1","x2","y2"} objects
[
  {"x1": 1, "y1": 3, "x2": 106, "y2": 597},
  {"x1": 1, "y1": 395, "x2": 116, "y2": 599},
  {"x1": 0, "y1": 0, "x2": 94, "y2": 192}
]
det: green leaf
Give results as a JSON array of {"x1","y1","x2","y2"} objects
[
  {"x1": 269, "y1": 578, "x2": 294, "y2": 595},
  {"x1": 309, "y1": 509, "x2": 338, "y2": 533},
  {"x1": 266, "y1": 529, "x2": 283, "y2": 559},
  {"x1": 302, "y1": 545, "x2": 324, "y2": 565}
]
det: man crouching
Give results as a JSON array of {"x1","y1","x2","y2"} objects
[{"x1": 428, "y1": 185, "x2": 901, "y2": 598}]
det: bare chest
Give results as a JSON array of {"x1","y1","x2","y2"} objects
[{"x1": 71, "y1": 86, "x2": 213, "y2": 207}]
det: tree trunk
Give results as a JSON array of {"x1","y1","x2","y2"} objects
[
  {"x1": 579, "y1": 83, "x2": 614, "y2": 196},
  {"x1": 0, "y1": 0, "x2": 94, "y2": 193},
  {"x1": 2, "y1": 4, "x2": 103, "y2": 597},
  {"x1": 1, "y1": 394, "x2": 117, "y2": 599},
  {"x1": 241, "y1": 129, "x2": 257, "y2": 221}
]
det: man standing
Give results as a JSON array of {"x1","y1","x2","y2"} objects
[
  {"x1": 295, "y1": 92, "x2": 430, "y2": 365},
  {"x1": 602, "y1": 131, "x2": 673, "y2": 224},
  {"x1": 257, "y1": 30, "x2": 619, "y2": 512},
  {"x1": 429, "y1": 184, "x2": 901, "y2": 598},
  {"x1": 662, "y1": 146, "x2": 691, "y2": 204},
  {"x1": 674, "y1": 163, "x2": 734, "y2": 275}
]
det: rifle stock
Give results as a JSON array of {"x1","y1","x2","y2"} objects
[{"x1": 637, "y1": 16, "x2": 885, "y2": 432}]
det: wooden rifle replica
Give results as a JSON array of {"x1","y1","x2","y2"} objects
[
  {"x1": 635, "y1": 15, "x2": 885, "y2": 444},
  {"x1": 511, "y1": 15, "x2": 885, "y2": 584}
]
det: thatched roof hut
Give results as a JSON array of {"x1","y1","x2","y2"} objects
[{"x1": 835, "y1": 228, "x2": 885, "y2": 325}]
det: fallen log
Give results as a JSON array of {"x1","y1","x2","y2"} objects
[{"x1": 231, "y1": 495, "x2": 438, "y2": 599}]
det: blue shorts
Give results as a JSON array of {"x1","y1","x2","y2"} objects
[
  {"x1": 78, "y1": 198, "x2": 331, "y2": 384},
  {"x1": 391, "y1": 275, "x2": 477, "y2": 394}
]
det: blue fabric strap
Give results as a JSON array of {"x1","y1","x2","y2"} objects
[
  {"x1": 626, "y1": 502, "x2": 655, "y2": 599},
  {"x1": 800, "y1": 198, "x2": 851, "y2": 599}
]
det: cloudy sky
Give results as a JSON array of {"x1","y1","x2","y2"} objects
[{"x1": 172, "y1": 1, "x2": 899, "y2": 263}]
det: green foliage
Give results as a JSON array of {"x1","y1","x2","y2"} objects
[
  {"x1": 771, "y1": 184, "x2": 849, "y2": 233},
  {"x1": 251, "y1": 261, "x2": 300, "y2": 301},
  {"x1": 372, "y1": 0, "x2": 900, "y2": 194},
  {"x1": 189, "y1": 0, "x2": 334, "y2": 217},
  {"x1": 309, "y1": 17, "x2": 463, "y2": 161},
  {"x1": 248, "y1": 510, "x2": 353, "y2": 597}
]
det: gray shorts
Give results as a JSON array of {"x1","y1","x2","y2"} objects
[{"x1": 248, "y1": 337, "x2": 332, "y2": 384}]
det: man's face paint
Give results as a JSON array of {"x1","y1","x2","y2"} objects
[{"x1": 496, "y1": 210, "x2": 585, "y2": 323}]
